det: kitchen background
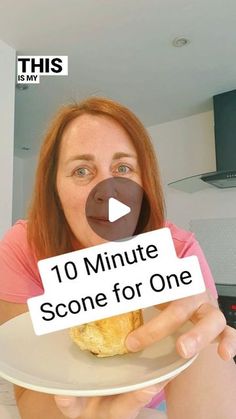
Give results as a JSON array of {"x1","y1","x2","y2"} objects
[{"x1": 1, "y1": 1, "x2": 236, "y2": 418}]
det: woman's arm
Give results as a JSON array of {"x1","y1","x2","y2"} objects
[
  {"x1": 14, "y1": 386, "x2": 65, "y2": 419},
  {"x1": 165, "y1": 342, "x2": 236, "y2": 419},
  {"x1": 0, "y1": 300, "x2": 28, "y2": 322}
]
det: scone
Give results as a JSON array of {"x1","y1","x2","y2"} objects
[{"x1": 69, "y1": 310, "x2": 143, "y2": 357}]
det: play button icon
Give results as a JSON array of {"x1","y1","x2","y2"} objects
[
  {"x1": 86, "y1": 177, "x2": 150, "y2": 241},
  {"x1": 108, "y1": 197, "x2": 131, "y2": 222}
]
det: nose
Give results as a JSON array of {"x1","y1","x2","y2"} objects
[{"x1": 93, "y1": 178, "x2": 118, "y2": 202}]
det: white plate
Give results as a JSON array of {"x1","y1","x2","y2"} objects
[{"x1": 0, "y1": 308, "x2": 197, "y2": 397}]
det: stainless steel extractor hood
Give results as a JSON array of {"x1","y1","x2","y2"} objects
[{"x1": 169, "y1": 89, "x2": 236, "y2": 192}]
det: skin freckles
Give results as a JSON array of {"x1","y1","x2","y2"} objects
[{"x1": 56, "y1": 114, "x2": 142, "y2": 249}]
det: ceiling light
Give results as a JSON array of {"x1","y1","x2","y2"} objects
[{"x1": 172, "y1": 37, "x2": 191, "y2": 47}]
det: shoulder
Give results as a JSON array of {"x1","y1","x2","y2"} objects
[
  {"x1": 165, "y1": 220, "x2": 193, "y2": 242},
  {"x1": 0, "y1": 218, "x2": 39, "y2": 266},
  {"x1": 165, "y1": 220, "x2": 218, "y2": 298},
  {"x1": 0, "y1": 220, "x2": 43, "y2": 303},
  {"x1": 1, "y1": 219, "x2": 28, "y2": 243},
  {"x1": 1, "y1": 220, "x2": 30, "y2": 258},
  {"x1": 165, "y1": 220, "x2": 196, "y2": 257},
  {"x1": 0, "y1": 219, "x2": 37, "y2": 266}
]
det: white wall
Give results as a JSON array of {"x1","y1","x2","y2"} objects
[
  {"x1": 148, "y1": 111, "x2": 236, "y2": 229},
  {"x1": 22, "y1": 154, "x2": 38, "y2": 216},
  {"x1": 12, "y1": 156, "x2": 24, "y2": 223},
  {"x1": 0, "y1": 40, "x2": 15, "y2": 238},
  {"x1": 12, "y1": 154, "x2": 37, "y2": 223}
]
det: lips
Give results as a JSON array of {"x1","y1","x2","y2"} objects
[{"x1": 88, "y1": 216, "x2": 109, "y2": 222}]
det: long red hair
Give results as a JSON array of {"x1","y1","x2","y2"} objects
[{"x1": 27, "y1": 97, "x2": 165, "y2": 260}]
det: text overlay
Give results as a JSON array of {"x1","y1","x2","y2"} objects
[
  {"x1": 27, "y1": 228, "x2": 206, "y2": 335},
  {"x1": 17, "y1": 56, "x2": 68, "y2": 84}
]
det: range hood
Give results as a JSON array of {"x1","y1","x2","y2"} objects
[{"x1": 169, "y1": 89, "x2": 236, "y2": 192}]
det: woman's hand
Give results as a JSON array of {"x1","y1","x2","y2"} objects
[
  {"x1": 125, "y1": 290, "x2": 236, "y2": 361},
  {"x1": 54, "y1": 380, "x2": 169, "y2": 419}
]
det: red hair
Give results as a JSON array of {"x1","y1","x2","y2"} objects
[{"x1": 27, "y1": 97, "x2": 165, "y2": 259}]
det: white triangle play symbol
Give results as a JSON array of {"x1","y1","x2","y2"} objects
[{"x1": 108, "y1": 197, "x2": 131, "y2": 222}]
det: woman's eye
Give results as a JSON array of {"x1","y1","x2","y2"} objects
[
  {"x1": 73, "y1": 167, "x2": 91, "y2": 177},
  {"x1": 116, "y1": 164, "x2": 131, "y2": 174}
]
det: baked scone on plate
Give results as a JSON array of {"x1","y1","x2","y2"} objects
[{"x1": 69, "y1": 310, "x2": 143, "y2": 357}]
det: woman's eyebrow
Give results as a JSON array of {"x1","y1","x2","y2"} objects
[
  {"x1": 112, "y1": 152, "x2": 137, "y2": 160},
  {"x1": 66, "y1": 154, "x2": 95, "y2": 164},
  {"x1": 65, "y1": 152, "x2": 136, "y2": 165}
]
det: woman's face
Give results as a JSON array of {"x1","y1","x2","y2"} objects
[{"x1": 56, "y1": 114, "x2": 143, "y2": 248}]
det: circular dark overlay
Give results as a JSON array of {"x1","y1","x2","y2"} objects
[{"x1": 85, "y1": 177, "x2": 150, "y2": 241}]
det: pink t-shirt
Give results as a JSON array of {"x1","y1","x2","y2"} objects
[{"x1": 0, "y1": 219, "x2": 218, "y2": 408}]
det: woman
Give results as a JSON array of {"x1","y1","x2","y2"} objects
[{"x1": 0, "y1": 97, "x2": 235, "y2": 419}]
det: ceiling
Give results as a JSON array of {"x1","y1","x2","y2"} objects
[{"x1": 1, "y1": 0, "x2": 236, "y2": 157}]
